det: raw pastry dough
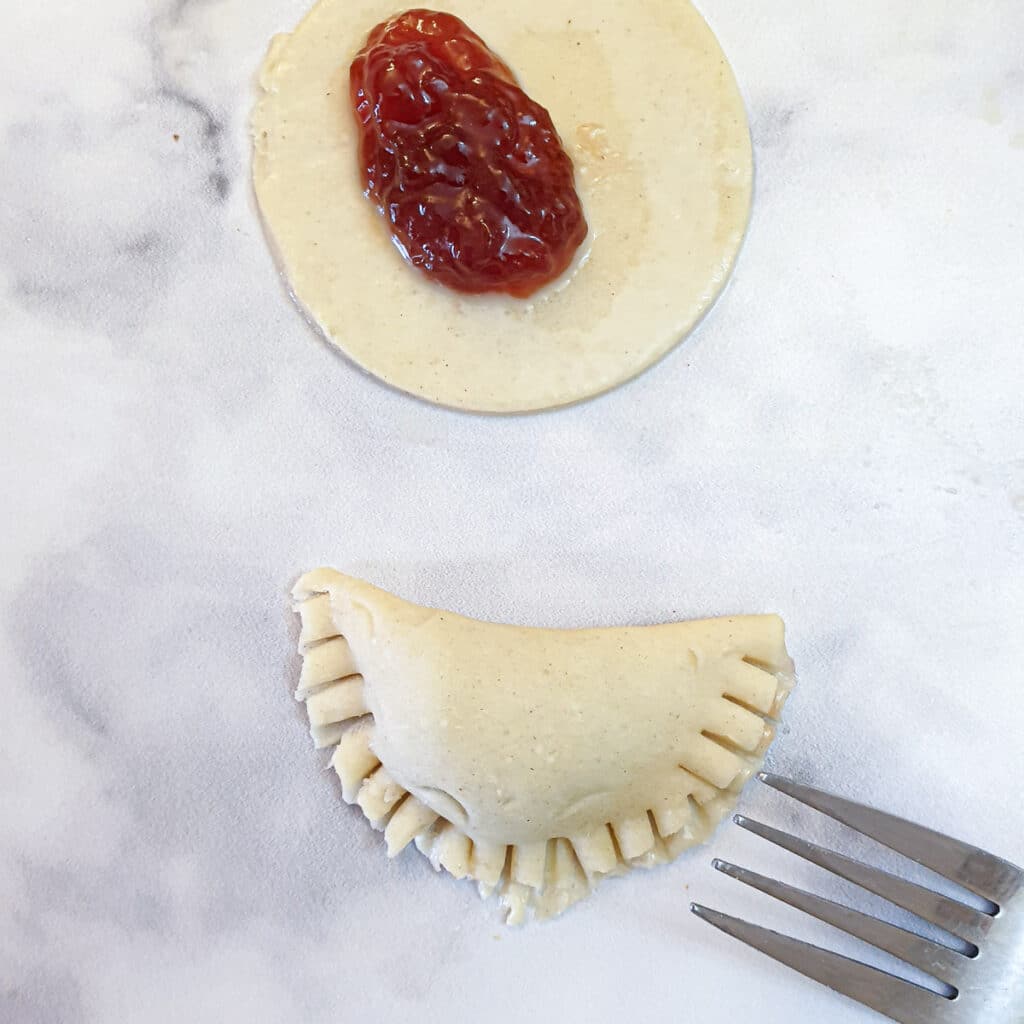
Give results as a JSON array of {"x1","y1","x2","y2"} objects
[
  {"x1": 253, "y1": 0, "x2": 753, "y2": 412},
  {"x1": 292, "y1": 569, "x2": 793, "y2": 922}
]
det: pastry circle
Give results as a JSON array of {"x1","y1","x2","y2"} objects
[{"x1": 253, "y1": 1, "x2": 753, "y2": 412}]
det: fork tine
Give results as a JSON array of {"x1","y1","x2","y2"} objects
[
  {"x1": 758, "y1": 773, "x2": 1022, "y2": 906},
  {"x1": 714, "y1": 859, "x2": 966, "y2": 984},
  {"x1": 691, "y1": 903, "x2": 954, "y2": 1024},
  {"x1": 736, "y1": 816, "x2": 992, "y2": 944}
]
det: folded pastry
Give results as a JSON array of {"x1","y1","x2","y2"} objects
[{"x1": 292, "y1": 569, "x2": 794, "y2": 922}]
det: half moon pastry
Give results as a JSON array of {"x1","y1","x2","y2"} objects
[{"x1": 292, "y1": 569, "x2": 794, "y2": 922}]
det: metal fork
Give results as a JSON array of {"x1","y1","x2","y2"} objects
[{"x1": 691, "y1": 773, "x2": 1024, "y2": 1023}]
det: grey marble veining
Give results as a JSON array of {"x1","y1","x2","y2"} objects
[{"x1": 2, "y1": 1, "x2": 1023, "y2": 1021}]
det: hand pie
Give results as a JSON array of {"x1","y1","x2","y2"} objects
[{"x1": 291, "y1": 569, "x2": 794, "y2": 922}]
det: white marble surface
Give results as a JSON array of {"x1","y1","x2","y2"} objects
[{"x1": 2, "y1": 1, "x2": 1023, "y2": 1021}]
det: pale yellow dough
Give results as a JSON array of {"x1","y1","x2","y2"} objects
[
  {"x1": 253, "y1": 0, "x2": 753, "y2": 412},
  {"x1": 292, "y1": 569, "x2": 793, "y2": 922}
]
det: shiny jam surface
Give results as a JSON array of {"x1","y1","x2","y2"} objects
[{"x1": 349, "y1": 9, "x2": 588, "y2": 298}]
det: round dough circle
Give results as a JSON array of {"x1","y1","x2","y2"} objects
[{"x1": 253, "y1": 0, "x2": 752, "y2": 413}]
